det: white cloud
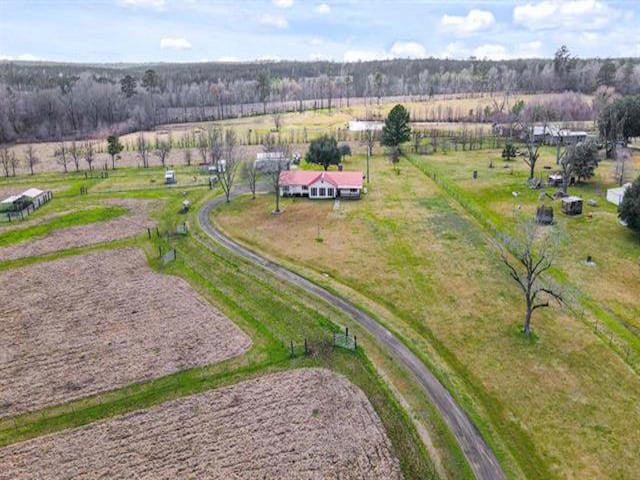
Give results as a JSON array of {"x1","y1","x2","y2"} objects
[
  {"x1": 513, "y1": 1, "x2": 618, "y2": 30},
  {"x1": 259, "y1": 13, "x2": 288, "y2": 28},
  {"x1": 257, "y1": 55, "x2": 282, "y2": 62},
  {"x1": 273, "y1": 0, "x2": 294, "y2": 7},
  {"x1": 440, "y1": 42, "x2": 469, "y2": 59},
  {"x1": 440, "y1": 9, "x2": 495, "y2": 35},
  {"x1": 513, "y1": 40, "x2": 542, "y2": 58},
  {"x1": 160, "y1": 37, "x2": 192, "y2": 50},
  {"x1": 343, "y1": 49, "x2": 389, "y2": 62},
  {"x1": 120, "y1": 0, "x2": 165, "y2": 9},
  {"x1": 217, "y1": 56, "x2": 241, "y2": 62},
  {"x1": 310, "y1": 37, "x2": 323, "y2": 46},
  {"x1": 473, "y1": 43, "x2": 509, "y2": 60},
  {"x1": 315, "y1": 3, "x2": 331, "y2": 15},
  {"x1": 390, "y1": 41, "x2": 426, "y2": 59},
  {"x1": 309, "y1": 52, "x2": 332, "y2": 61},
  {"x1": 0, "y1": 53, "x2": 44, "y2": 61}
]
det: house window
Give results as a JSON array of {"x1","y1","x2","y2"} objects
[
  {"x1": 327, "y1": 188, "x2": 334, "y2": 197},
  {"x1": 351, "y1": 188, "x2": 358, "y2": 193},
  {"x1": 311, "y1": 187, "x2": 317, "y2": 196},
  {"x1": 319, "y1": 188, "x2": 326, "y2": 196},
  {"x1": 302, "y1": 186, "x2": 308, "y2": 191},
  {"x1": 283, "y1": 186, "x2": 290, "y2": 192}
]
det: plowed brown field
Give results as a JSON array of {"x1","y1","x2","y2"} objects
[
  {"x1": 0, "y1": 368, "x2": 401, "y2": 479},
  {"x1": 0, "y1": 248, "x2": 251, "y2": 417}
]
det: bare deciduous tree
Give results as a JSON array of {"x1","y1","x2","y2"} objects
[
  {"x1": 183, "y1": 148, "x2": 192, "y2": 166},
  {"x1": 155, "y1": 134, "x2": 172, "y2": 167},
  {"x1": 25, "y1": 144, "x2": 39, "y2": 175},
  {"x1": 136, "y1": 133, "x2": 150, "y2": 168},
  {"x1": 273, "y1": 113, "x2": 282, "y2": 132},
  {"x1": 241, "y1": 158, "x2": 258, "y2": 199},
  {"x1": 83, "y1": 141, "x2": 95, "y2": 171},
  {"x1": 260, "y1": 135, "x2": 289, "y2": 213},
  {"x1": 197, "y1": 132, "x2": 209, "y2": 165},
  {"x1": 9, "y1": 150, "x2": 20, "y2": 176},
  {"x1": 218, "y1": 129, "x2": 240, "y2": 202},
  {"x1": 69, "y1": 140, "x2": 82, "y2": 172},
  {"x1": 499, "y1": 218, "x2": 564, "y2": 336},
  {"x1": 54, "y1": 142, "x2": 69, "y2": 173},
  {"x1": 0, "y1": 146, "x2": 12, "y2": 177},
  {"x1": 208, "y1": 126, "x2": 224, "y2": 165},
  {"x1": 522, "y1": 122, "x2": 545, "y2": 181}
]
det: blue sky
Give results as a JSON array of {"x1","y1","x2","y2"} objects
[{"x1": 0, "y1": 0, "x2": 639, "y2": 63}]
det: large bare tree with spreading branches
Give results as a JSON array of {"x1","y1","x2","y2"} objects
[{"x1": 499, "y1": 218, "x2": 564, "y2": 337}]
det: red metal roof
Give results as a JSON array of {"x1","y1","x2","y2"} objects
[{"x1": 279, "y1": 170, "x2": 363, "y2": 188}]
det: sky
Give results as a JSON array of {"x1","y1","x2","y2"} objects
[{"x1": 0, "y1": 0, "x2": 639, "y2": 63}]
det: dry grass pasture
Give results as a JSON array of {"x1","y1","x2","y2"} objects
[
  {"x1": 4, "y1": 93, "x2": 591, "y2": 175},
  {"x1": 0, "y1": 198, "x2": 158, "y2": 261},
  {"x1": 0, "y1": 368, "x2": 401, "y2": 480},
  {"x1": 0, "y1": 248, "x2": 251, "y2": 417},
  {"x1": 215, "y1": 155, "x2": 640, "y2": 479}
]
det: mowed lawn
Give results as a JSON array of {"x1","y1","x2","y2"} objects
[
  {"x1": 407, "y1": 148, "x2": 640, "y2": 349},
  {"x1": 215, "y1": 154, "x2": 640, "y2": 479}
]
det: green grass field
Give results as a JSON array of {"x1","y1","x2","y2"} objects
[{"x1": 214, "y1": 151, "x2": 640, "y2": 479}]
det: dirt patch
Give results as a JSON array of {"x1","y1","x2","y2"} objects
[
  {"x1": 0, "y1": 198, "x2": 158, "y2": 261},
  {"x1": 0, "y1": 248, "x2": 251, "y2": 417},
  {"x1": 0, "y1": 368, "x2": 401, "y2": 479}
]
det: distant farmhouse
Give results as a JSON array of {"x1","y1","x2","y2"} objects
[
  {"x1": 527, "y1": 125, "x2": 589, "y2": 146},
  {"x1": 279, "y1": 170, "x2": 364, "y2": 199}
]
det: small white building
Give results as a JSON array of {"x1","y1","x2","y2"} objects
[
  {"x1": 256, "y1": 152, "x2": 290, "y2": 171},
  {"x1": 165, "y1": 170, "x2": 176, "y2": 184},
  {"x1": 348, "y1": 121, "x2": 383, "y2": 132},
  {"x1": 22, "y1": 188, "x2": 48, "y2": 207},
  {"x1": 606, "y1": 183, "x2": 631, "y2": 206},
  {"x1": 279, "y1": 170, "x2": 364, "y2": 199},
  {"x1": 527, "y1": 125, "x2": 588, "y2": 145}
]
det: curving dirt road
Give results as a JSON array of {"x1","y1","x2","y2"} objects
[{"x1": 198, "y1": 190, "x2": 506, "y2": 480}]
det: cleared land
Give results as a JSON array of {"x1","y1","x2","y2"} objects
[
  {"x1": 0, "y1": 368, "x2": 401, "y2": 480},
  {"x1": 408, "y1": 148, "x2": 640, "y2": 340},
  {"x1": 215, "y1": 154, "x2": 640, "y2": 479},
  {"x1": 0, "y1": 198, "x2": 157, "y2": 261},
  {"x1": 0, "y1": 248, "x2": 251, "y2": 417},
  {"x1": 5, "y1": 93, "x2": 590, "y2": 175}
]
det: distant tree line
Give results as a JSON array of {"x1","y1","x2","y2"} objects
[{"x1": 1, "y1": 46, "x2": 639, "y2": 144}]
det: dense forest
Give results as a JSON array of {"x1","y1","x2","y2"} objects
[{"x1": 1, "y1": 47, "x2": 638, "y2": 144}]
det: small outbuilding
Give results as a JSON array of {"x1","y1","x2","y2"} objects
[
  {"x1": 165, "y1": 170, "x2": 176, "y2": 184},
  {"x1": 561, "y1": 196, "x2": 583, "y2": 216},
  {"x1": 606, "y1": 183, "x2": 631, "y2": 206}
]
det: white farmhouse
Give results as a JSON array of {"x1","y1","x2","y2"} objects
[{"x1": 279, "y1": 170, "x2": 364, "y2": 199}]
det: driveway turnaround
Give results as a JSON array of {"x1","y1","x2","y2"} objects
[{"x1": 199, "y1": 190, "x2": 506, "y2": 480}]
